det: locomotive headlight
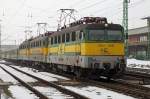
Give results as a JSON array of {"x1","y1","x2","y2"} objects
[{"x1": 105, "y1": 23, "x2": 108, "y2": 27}]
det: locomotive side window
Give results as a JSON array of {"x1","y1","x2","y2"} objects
[
  {"x1": 51, "y1": 37, "x2": 53, "y2": 45},
  {"x1": 36, "y1": 42, "x2": 38, "y2": 47},
  {"x1": 66, "y1": 33, "x2": 70, "y2": 42},
  {"x1": 62, "y1": 34, "x2": 65, "y2": 43},
  {"x1": 79, "y1": 30, "x2": 84, "y2": 40},
  {"x1": 54, "y1": 36, "x2": 57, "y2": 44},
  {"x1": 71, "y1": 32, "x2": 76, "y2": 41},
  {"x1": 38, "y1": 41, "x2": 40, "y2": 46},
  {"x1": 33, "y1": 42, "x2": 35, "y2": 47},
  {"x1": 58, "y1": 35, "x2": 61, "y2": 43},
  {"x1": 43, "y1": 40, "x2": 48, "y2": 46},
  {"x1": 39, "y1": 41, "x2": 41, "y2": 46}
]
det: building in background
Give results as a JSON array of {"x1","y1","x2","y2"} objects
[{"x1": 128, "y1": 26, "x2": 148, "y2": 59}]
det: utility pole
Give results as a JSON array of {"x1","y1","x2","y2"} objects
[
  {"x1": 0, "y1": 20, "x2": 2, "y2": 54},
  {"x1": 142, "y1": 17, "x2": 150, "y2": 60},
  {"x1": 24, "y1": 26, "x2": 32, "y2": 40},
  {"x1": 123, "y1": 0, "x2": 130, "y2": 57},
  {"x1": 57, "y1": 9, "x2": 77, "y2": 31}
]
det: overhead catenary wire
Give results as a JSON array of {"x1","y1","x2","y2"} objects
[{"x1": 78, "y1": 0, "x2": 109, "y2": 11}]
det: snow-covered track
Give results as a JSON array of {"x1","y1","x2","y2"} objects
[
  {"x1": 0, "y1": 65, "x2": 49, "y2": 99},
  {"x1": 7, "y1": 65, "x2": 89, "y2": 99},
  {"x1": 127, "y1": 67, "x2": 150, "y2": 74},
  {"x1": 82, "y1": 78, "x2": 150, "y2": 99},
  {"x1": 125, "y1": 71, "x2": 150, "y2": 79}
]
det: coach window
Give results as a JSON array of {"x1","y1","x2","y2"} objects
[
  {"x1": 71, "y1": 32, "x2": 76, "y2": 41},
  {"x1": 50, "y1": 37, "x2": 53, "y2": 45},
  {"x1": 36, "y1": 42, "x2": 38, "y2": 47},
  {"x1": 66, "y1": 33, "x2": 70, "y2": 42},
  {"x1": 36, "y1": 42, "x2": 37, "y2": 47},
  {"x1": 39, "y1": 41, "x2": 41, "y2": 46},
  {"x1": 38, "y1": 41, "x2": 39, "y2": 47},
  {"x1": 58, "y1": 35, "x2": 61, "y2": 43},
  {"x1": 35, "y1": 42, "x2": 37, "y2": 47},
  {"x1": 62, "y1": 34, "x2": 65, "y2": 43},
  {"x1": 43, "y1": 41, "x2": 45, "y2": 46},
  {"x1": 51, "y1": 37, "x2": 53, "y2": 45},
  {"x1": 54, "y1": 36, "x2": 57, "y2": 44},
  {"x1": 33, "y1": 42, "x2": 35, "y2": 47}
]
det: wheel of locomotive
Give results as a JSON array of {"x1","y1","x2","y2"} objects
[
  {"x1": 52, "y1": 64, "x2": 59, "y2": 73},
  {"x1": 75, "y1": 69, "x2": 87, "y2": 78}
]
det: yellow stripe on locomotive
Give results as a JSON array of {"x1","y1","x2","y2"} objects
[
  {"x1": 30, "y1": 47, "x2": 48, "y2": 55},
  {"x1": 48, "y1": 42, "x2": 124, "y2": 56},
  {"x1": 81, "y1": 43, "x2": 124, "y2": 56}
]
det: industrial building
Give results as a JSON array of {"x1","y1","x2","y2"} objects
[{"x1": 128, "y1": 26, "x2": 149, "y2": 59}]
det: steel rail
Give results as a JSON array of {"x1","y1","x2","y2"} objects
[
  {"x1": 0, "y1": 65, "x2": 49, "y2": 99},
  {"x1": 8, "y1": 65, "x2": 89, "y2": 99}
]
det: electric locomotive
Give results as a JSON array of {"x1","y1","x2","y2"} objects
[{"x1": 47, "y1": 17, "x2": 126, "y2": 78}]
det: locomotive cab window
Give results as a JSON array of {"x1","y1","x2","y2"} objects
[
  {"x1": 107, "y1": 30, "x2": 122, "y2": 41},
  {"x1": 88, "y1": 30, "x2": 105, "y2": 40}
]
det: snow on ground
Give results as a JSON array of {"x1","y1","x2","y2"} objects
[
  {"x1": 34, "y1": 86, "x2": 73, "y2": 99},
  {"x1": 143, "y1": 85, "x2": 150, "y2": 88},
  {"x1": 11, "y1": 65, "x2": 69, "y2": 81},
  {"x1": 64, "y1": 86, "x2": 136, "y2": 99},
  {"x1": 0, "y1": 60, "x2": 6, "y2": 63},
  {"x1": 0, "y1": 66, "x2": 18, "y2": 83},
  {"x1": 127, "y1": 58, "x2": 150, "y2": 69},
  {"x1": 8, "y1": 85, "x2": 38, "y2": 99},
  {"x1": 0, "y1": 64, "x2": 37, "y2": 83}
]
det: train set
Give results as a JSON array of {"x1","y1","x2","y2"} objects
[{"x1": 1, "y1": 17, "x2": 126, "y2": 79}]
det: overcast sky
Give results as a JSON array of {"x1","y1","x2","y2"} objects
[{"x1": 0, "y1": 0, "x2": 150, "y2": 45}]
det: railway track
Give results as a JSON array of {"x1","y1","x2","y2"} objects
[
  {"x1": 0, "y1": 65, "x2": 89, "y2": 99},
  {"x1": 123, "y1": 70, "x2": 150, "y2": 85},
  {"x1": 127, "y1": 66, "x2": 150, "y2": 74},
  {"x1": 0, "y1": 66, "x2": 49, "y2": 99},
  {"x1": 8, "y1": 64, "x2": 150, "y2": 99},
  {"x1": 77, "y1": 77, "x2": 150, "y2": 99},
  {"x1": 125, "y1": 71, "x2": 150, "y2": 79},
  {"x1": 3, "y1": 61, "x2": 150, "y2": 99}
]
